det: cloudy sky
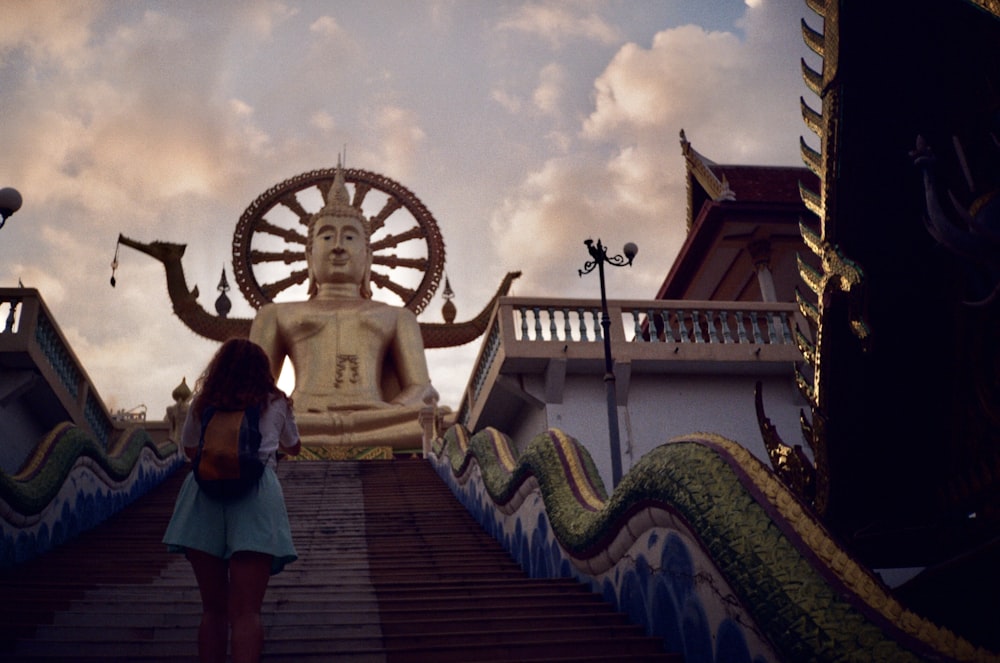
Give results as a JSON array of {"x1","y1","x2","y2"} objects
[{"x1": 0, "y1": 0, "x2": 817, "y2": 422}]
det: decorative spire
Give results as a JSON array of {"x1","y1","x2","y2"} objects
[
  {"x1": 215, "y1": 266, "x2": 232, "y2": 318},
  {"x1": 314, "y1": 158, "x2": 367, "y2": 230},
  {"x1": 172, "y1": 377, "x2": 192, "y2": 404},
  {"x1": 330, "y1": 161, "x2": 352, "y2": 206},
  {"x1": 441, "y1": 274, "x2": 456, "y2": 324}
]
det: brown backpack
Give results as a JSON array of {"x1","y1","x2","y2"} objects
[{"x1": 192, "y1": 404, "x2": 265, "y2": 501}]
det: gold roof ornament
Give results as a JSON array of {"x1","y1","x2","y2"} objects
[
  {"x1": 214, "y1": 267, "x2": 232, "y2": 318},
  {"x1": 441, "y1": 274, "x2": 456, "y2": 324},
  {"x1": 171, "y1": 377, "x2": 191, "y2": 404}
]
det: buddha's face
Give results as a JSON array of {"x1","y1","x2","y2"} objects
[{"x1": 308, "y1": 215, "x2": 371, "y2": 290}]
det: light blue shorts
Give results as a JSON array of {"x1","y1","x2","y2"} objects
[{"x1": 162, "y1": 467, "x2": 297, "y2": 575}]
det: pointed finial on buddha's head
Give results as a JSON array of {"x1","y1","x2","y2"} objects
[{"x1": 313, "y1": 157, "x2": 368, "y2": 234}]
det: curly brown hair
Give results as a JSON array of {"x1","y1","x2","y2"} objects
[{"x1": 192, "y1": 338, "x2": 286, "y2": 418}]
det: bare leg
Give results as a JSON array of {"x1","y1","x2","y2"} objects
[
  {"x1": 187, "y1": 549, "x2": 229, "y2": 663},
  {"x1": 228, "y1": 551, "x2": 272, "y2": 663}
]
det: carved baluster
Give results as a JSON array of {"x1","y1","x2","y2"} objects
[
  {"x1": 677, "y1": 309, "x2": 689, "y2": 342},
  {"x1": 780, "y1": 311, "x2": 793, "y2": 343},
  {"x1": 692, "y1": 309, "x2": 704, "y2": 342},
  {"x1": 736, "y1": 311, "x2": 749, "y2": 343},
  {"x1": 632, "y1": 310, "x2": 645, "y2": 342},
  {"x1": 751, "y1": 311, "x2": 764, "y2": 344},
  {"x1": 520, "y1": 306, "x2": 529, "y2": 340},
  {"x1": 707, "y1": 309, "x2": 719, "y2": 343},
  {"x1": 662, "y1": 310, "x2": 676, "y2": 343},
  {"x1": 564, "y1": 307, "x2": 574, "y2": 341},
  {"x1": 578, "y1": 308, "x2": 588, "y2": 342},
  {"x1": 533, "y1": 307, "x2": 543, "y2": 340},
  {"x1": 592, "y1": 308, "x2": 603, "y2": 342},
  {"x1": 766, "y1": 311, "x2": 778, "y2": 343},
  {"x1": 3, "y1": 299, "x2": 18, "y2": 334},
  {"x1": 548, "y1": 307, "x2": 558, "y2": 340},
  {"x1": 721, "y1": 310, "x2": 734, "y2": 343}
]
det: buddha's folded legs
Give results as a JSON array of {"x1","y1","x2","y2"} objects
[{"x1": 296, "y1": 406, "x2": 426, "y2": 449}]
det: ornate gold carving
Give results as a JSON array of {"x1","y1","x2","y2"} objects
[
  {"x1": 801, "y1": 18, "x2": 824, "y2": 58},
  {"x1": 334, "y1": 354, "x2": 360, "y2": 388},
  {"x1": 289, "y1": 445, "x2": 394, "y2": 461},
  {"x1": 969, "y1": 0, "x2": 1000, "y2": 18},
  {"x1": 756, "y1": 381, "x2": 815, "y2": 503},
  {"x1": 797, "y1": 222, "x2": 870, "y2": 344},
  {"x1": 799, "y1": 139, "x2": 822, "y2": 178}
]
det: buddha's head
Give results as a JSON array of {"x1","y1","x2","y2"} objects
[{"x1": 305, "y1": 166, "x2": 373, "y2": 298}]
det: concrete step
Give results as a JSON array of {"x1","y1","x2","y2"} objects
[{"x1": 1, "y1": 458, "x2": 679, "y2": 662}]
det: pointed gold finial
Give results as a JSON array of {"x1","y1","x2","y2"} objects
[
  {"x1": 314, "y1": 155, "x2": 366, "y2": 228},
  {"x1": 441, "y1": 275, "x2": 456, "y2": 323}
]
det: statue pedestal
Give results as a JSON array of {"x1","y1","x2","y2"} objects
[{"x1": 290, "y1": 445, "x2": 395, "y2": 461}]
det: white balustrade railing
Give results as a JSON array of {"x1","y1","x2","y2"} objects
[
  {"x1": 506, "y1": 298, "x2": 798, "y2": 345},
  {"x1": 457, "y1": 296, "x2": 807, "y2": 427},
  {"x1": 0, "y1": 288, "x2": 116, "y2": 447}
]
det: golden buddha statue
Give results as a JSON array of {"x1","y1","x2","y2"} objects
[{"x1": 249, "y1": 166, "x2": 436, "y2": 453}]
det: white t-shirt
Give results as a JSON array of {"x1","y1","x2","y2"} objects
[{"x1": 181, "y1": 393, "x2": 300, "y2": 468}]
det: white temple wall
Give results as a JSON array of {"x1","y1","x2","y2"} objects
[{"x1": 513, "y1": 371, "x2": 808, "y2": 491}]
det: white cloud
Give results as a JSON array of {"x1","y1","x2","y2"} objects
[
  {"x1": 545, "y1": 130, "x2": 572, "y2": 153},
  {"x1": 582, "y1": 1, "x2": 806, "y2": 164},
  {"x1": 533, "y1": 63, "x2": 566, "y2": 115},
  {"x1": 226, "y1": 100, "x2": 272, "y2": 154},
  {"x1": 369, "y1": 106, "x2": 426, "y2": 177},
  {"x1": 245, "y1": 2, "x2": 299, "y2": 40},
  {"x1": 0, "y1": 0, "x2": 99, "y2": 66},
  {"x1": 498, "y1": 4, "x2": 621, "y2": 49},
  {"x1": 309, "y1": 15, "x2": 345, "y2": 39},
  {"x1": 9, "y1": 263, "x2": 67, "y2": 305},
  {"x1": 310, "y1": 110, "x2": 336, "y2": 132},
  {"x1": 229, "y1": 99, "x2": 255, "y2": 117},
  {"x1": 583, "y1": 26, "x2": 743, "y2": 139},
  {"x1": 491, "y1": 87, "x2": 522, "y2": 113},
  {"x1": 607, "y1": 145, "x2": 670, "y2": 218},
  {"x1": 488, "y1": 155, "x2": 672, "y2": 299}
]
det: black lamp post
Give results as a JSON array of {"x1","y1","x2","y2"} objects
[
  {"x1": 0, "y1": 188, "x2": 22, "y2": 230},
  {"x1": 578, "y1": 238, "x2": 637, "y2": 487}
]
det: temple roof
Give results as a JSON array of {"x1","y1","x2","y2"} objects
[
  {"x1": 658, "y1": 132, "x2": 819, "y2": 302},
  {"x1": 706, "y1": 164, "x2": 809, "y2": 203}
]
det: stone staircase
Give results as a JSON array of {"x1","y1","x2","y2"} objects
[{"x1": 1, "y1": 458, "x2": 679, "y2": 662}]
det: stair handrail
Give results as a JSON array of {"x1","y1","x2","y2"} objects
[
  {"x1": 1, "y1": 414, "x2": 182, "y2": 569},
  {"x1": 429, "y1": 425, "x2": 998, "y2": 663}
]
